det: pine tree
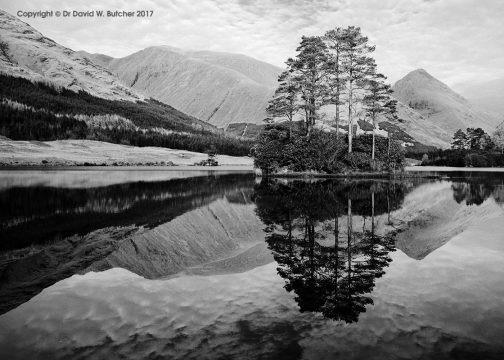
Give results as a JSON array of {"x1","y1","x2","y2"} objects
[
  {"x1": 466, "y1": 127, "x2": 486, "y2": 150},
  {"x1": 340, "y1": 27, "x2": 376, "y2": 153},
  {"x1": 324, "y1": 28, "x2": 347, "y2": 141},
  {"x1": 266, "y1": 70, "x2": 299, "y2": 137},
  {"x1": 492, "y1": 121, "x2": 504, "y2": 154},
  {"x1": 362, "y1": 69, "x2": 395, "y2": 168},
  {"x1": 288, "y1": 36, "x2": 330, "y2": 137},
  {"x1": 451, "y1": 129, "x2": 467, "y2": 150}
]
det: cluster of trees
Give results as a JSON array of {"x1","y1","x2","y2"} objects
[
  {"x1": 255, "y1": 27, "x2": 403, "y2": 174},
  {"x1": 451, "y1": 127, "x2": 497, "y2": 151},
  {"x1": 420, "y1": 125, "x2": 504, "y2": 167},
  {"x1": 253, "y1": 121, "x2": 404, "y2": 175},
  {"x1": 0, "y1": 74, "x2": 253, "y2": 156},
  {"x1": 254, "y1": 179, "x2": 406, "y2": 322}
]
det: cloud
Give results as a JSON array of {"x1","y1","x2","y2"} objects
[{"x1": 0, "y1": 0, "x2": 502, "y2": 85}]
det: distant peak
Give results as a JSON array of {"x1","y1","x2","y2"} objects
[
  {"x1": 408, "y1": 68, "x2": 433, "y2": 78},
  {"x1": 394, "y1": 68, "x2": 439, "y2": 88}
]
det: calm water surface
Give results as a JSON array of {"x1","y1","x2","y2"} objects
[{"x1": 0, "y1": 170, "x2": 503, "y2": 359}]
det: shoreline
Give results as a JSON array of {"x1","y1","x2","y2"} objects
[
  {"x1": 0, "y1": 139, "x2": 254, "y2": 168},
  {"x1": 260, "y1": 171, "x2": 441, "y2": 179},
  {"x1": 0, "y1": 165, "x2": 254, "y2": 171}
]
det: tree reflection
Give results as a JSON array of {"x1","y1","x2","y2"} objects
[
  {"x1": 451, "y1": 174, "x2": 504, "y2": 206},
  {"x1": 254, "y1": 179, "x2": 407, "y2": 323}
]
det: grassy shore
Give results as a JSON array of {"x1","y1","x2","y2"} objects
[{"x1": 0, "y1": 139, "x2": 254, "y2": 167}]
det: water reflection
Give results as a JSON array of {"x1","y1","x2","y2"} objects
[
  {"x1": 451, "y1": 178, "x2": 504, "y2": 206},
  {"x1": 0, "y1": 173, "x2": 257, "y2": 315},
  {"x1": 0, "y1": 174, "x2": 254, "y2": 250},
  {"x1": 254, "y1": 179, "x2": 408, "y2": 322},
  {"x1": 1, "y1": 171, "x2": 504, "y2": 359}
]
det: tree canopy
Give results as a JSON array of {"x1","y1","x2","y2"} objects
[{"x1": 254, "y1": 26, "x2": 402, "y2": 175}]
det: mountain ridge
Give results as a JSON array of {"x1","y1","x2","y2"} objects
[
  {"x1": 80, "y1": 45, "x2": 283, "y2": 128},
  {"x1": 0, "y1": 10, "x2": 143, "y2": 102},
  {"x1": 393, "y1": 68, "x2": 501, "y2": 137}
]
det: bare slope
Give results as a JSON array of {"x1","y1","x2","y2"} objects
[
  {"x1": 454, "y1": 78, "x2": 504, "y2": 116},
  {"x1": 83, "y1": 46, "x2": 283, "y2": 128},
  {"x1": 393, "y1": 69, "x2": 501, "y2": 136},
  {"x1": 0, "y1": 10, "x2": 142, "y2": 101}
]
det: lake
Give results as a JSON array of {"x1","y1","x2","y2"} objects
[{"x1": 0, "y1": 169, "x2": 503, "y2": 359}]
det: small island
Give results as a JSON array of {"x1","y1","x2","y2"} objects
[{"x1": 251, "y1": 27, "x2": 407, "y2": 177}]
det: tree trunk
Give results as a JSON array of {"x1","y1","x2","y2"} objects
[
  {"x1": 372, "y1": 115, "x2": 376, "y2": 170},
  {"x1": 335, "y1": 103, "x2": 339, "y2": 141},
  {"x1": 387, "y1": 131, "x2": 391, "y2": 155},
  {"x1": 335, "y1": 49, "x2": 340, "y2": 142},
  {"x1": 348, "y1": 81, "x2": 353, "y2": 153},
  {"x1": 387, "y1": 131, "x2": 392, "y2": 171}
]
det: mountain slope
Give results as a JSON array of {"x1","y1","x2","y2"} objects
[
  {"x1": 82, "y1": 46, "x2": 283, "y2": 128},
  {"x1": 454, "y1": 78, "x2": 504, "y2": 115},
  {"x1": 0, "y1": 13, "x2": 253, "y2": 157},
  {"x1": 393, "y1": 69, "x2": 501, "y2": 137},
  {"x1": 0, "y1": 10, "x2": 142, "y2": 101},
  {"x1": 87, "y1": 46, "x2": 462, "y2": 148}
]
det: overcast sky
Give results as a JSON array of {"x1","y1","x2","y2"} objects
[{"x1": 1, "y1": 0, "x2": 503, "y2": 86}]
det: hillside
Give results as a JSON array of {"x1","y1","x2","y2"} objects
[
  {"x1": 0, "y1": 10, "x2": 142, "y2": 101},
  {"x1": 393, "y1": 69, "x2": 501, "y2": 137},
  {"x1": 81, "y1": 46, "x2": 283, "y2": 129},
  {"x1": 0, "y1": 11, "x2": 255, "y2": 156},
  {"x1": 454, "y1": 78, "x2": 504, "y2": 115},
  {"x1": 0, "y1": 74, "x2": 252, "y2": 156}
]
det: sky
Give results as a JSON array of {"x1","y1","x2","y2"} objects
[{"x1": 1, "y1": 0, "x2": 503, "y2": 86}]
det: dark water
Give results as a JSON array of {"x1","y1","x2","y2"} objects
[{"x1": 0, "y1": 170, "x2": 504, "y2": 359}]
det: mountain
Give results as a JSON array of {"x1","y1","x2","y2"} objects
[
  {"x1": 3, "y1": 9, "x2": 493, "y2": 151},
  {"x1": 453, "y1": 78, "x2": 504, "y2": 116},
  {"x1": 393, "y1": 69, "x2": 501, "y2": 138},
  {"x1": 0, "y1": 10, "x2": 142, "y2": 101},
  {"x1": 0, "y1": 10, "x2": 254, "y2": 157},
  {"x1": 85, "y1": 46, "x2": 469, "y2": 149},
  {"x1": 81, "y1": 46, "x2": 283, "y2": 129}
]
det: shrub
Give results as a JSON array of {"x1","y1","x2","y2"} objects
[
  {"x1": 464, "y1": 153, "x2": 488, "y2": 167},
  {"x1": 253, "y1": 124, "x2": 404, "y2": 174},
  {"x1": 344, "y1": 152, "x2": 371, "y2": 170}
]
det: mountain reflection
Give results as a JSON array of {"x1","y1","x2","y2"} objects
[
  {"x1": 254, "y1": 179, "x2": 408, "y2": 323},
  {"x1": 0, "y1": 174, "x2": 254, "y2": 251},
  {"x1": 0, "y1": 173, "x2": 256, "y2": 315}
]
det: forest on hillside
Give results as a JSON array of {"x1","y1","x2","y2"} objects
[{"x1": 0, "y1": 74, "x2": 253, "y2": 156}]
